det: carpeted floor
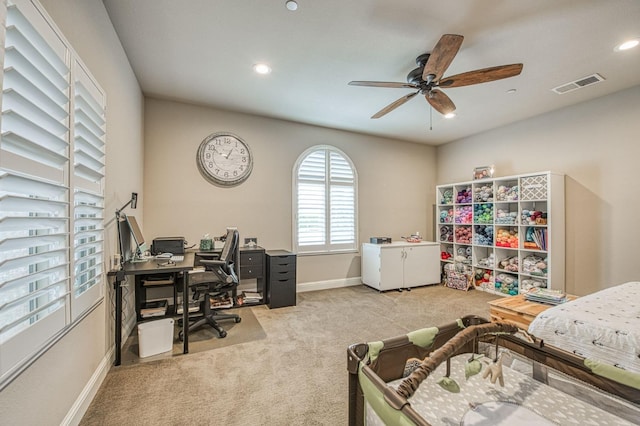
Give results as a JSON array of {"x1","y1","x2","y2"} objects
[
  {"x1": 80, "y1": 284, "x2": 496, "y2": 425},
  {"x1": 120, "y1": 308, "x2": 266, "y2": 365}
]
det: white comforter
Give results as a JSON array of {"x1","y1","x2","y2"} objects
[{"x1": 528, "y1": 281, "x2": 640, "y2": 373}]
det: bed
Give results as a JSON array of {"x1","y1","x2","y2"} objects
[
  {"x1": 347, "y1": 316, "x2": 640, "y2": 426},
  {"x1": 528, "y1": 281, "x2": 640, "y2": 374}
]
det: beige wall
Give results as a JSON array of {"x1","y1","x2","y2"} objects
[
  {"x1": 0, "y1": 0, "x2": 144, "y2": 424},
  {"x1": 437, "y1": 85, "x2": 640, "y2": 296},
  {"x1": 143, "y1": 98, "x2": 437, "y2": 284}
]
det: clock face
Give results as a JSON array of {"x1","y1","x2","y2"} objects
[{"x1": 197, "y1": 132, "x2": 253, "y2": 186}]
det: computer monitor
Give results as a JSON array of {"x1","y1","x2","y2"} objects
[{"x1": 123, "y1": 214, "x2": 147, "y2": 261}]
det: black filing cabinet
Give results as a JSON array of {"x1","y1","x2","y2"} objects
[{"x1": 266, "y1": 250, "x2": 297, "y2": 309}]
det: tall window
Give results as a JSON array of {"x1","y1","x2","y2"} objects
[
  {"x1": 293, "y1": 146, "x2": 357, "y2": 254},
  {"x1": 0, "y1": 0, "x2": 105, "y2": 385}
]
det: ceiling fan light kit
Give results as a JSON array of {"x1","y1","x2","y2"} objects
[{"x1": 349, "y1": 34, "x2": 523, "y2": 119}]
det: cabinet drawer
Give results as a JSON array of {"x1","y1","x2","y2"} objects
[
  {"x1": 241, "y1": 252, "x2": 263, "y2": 267},
  {"x1": 269, "y1": 269, "x2": 295, "y2": 281},
  {"x1": 268, "y1": 278, "x2": 296, "y2": 309},
  {"x1": 269, "y1": 254, "x2": 295, "y2": 265},
  {"x1": 268, "y1": 261, "x2": 296, "y2": 274},
  {"x1": 240, "y1": 265, "x2": 263, "y2": 279}
]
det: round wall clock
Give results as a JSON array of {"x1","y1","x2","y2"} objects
[{"x1": 196, "y1": 132, "x2": 253, "y2": 186}]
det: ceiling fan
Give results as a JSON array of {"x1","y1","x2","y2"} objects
[{"x1": 349, "y1": 34, "x2": 523, "y2": 118}]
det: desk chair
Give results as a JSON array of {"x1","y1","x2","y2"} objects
[{"x1": 180, "y1": 229, "x2": 241, "y2": 339}]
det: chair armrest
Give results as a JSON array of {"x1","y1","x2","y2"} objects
[{"x1": 200, "y1": 259, "x2": 225, "y2": 267}]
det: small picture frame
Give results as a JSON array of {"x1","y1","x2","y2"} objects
[
  {"x1": 244, "y1": 237, "x2": 258, "y2": 247},
  {"x1": 473, "y1": 166, "x2": 494, "y2": 180}
]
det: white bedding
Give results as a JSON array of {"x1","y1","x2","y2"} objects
[{"x1": 527, "y1": 281, "x2": 640, "y2": 373}]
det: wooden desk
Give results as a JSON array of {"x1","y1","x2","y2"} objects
[
  {"x1": 108, "y1": 252, "x2": 195, "y2": 366},
  {"x1": 488, "y1": 293, "x2": 577, "y2": 330}
]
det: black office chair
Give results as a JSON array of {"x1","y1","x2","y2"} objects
[{"x1": 180, "y1": 228, "x2": 241, "y2": 339}]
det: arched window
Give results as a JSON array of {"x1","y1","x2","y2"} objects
[{"x1": 293, "y1": 146, "x2": 358, "y2": 254}]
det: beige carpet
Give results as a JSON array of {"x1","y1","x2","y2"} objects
[
  {"x1": 120, "y1": 308, "x2": 266, "y2": 365},
  {"x1": 81, "y1": 284, "x2": 496, "y2": 425}
]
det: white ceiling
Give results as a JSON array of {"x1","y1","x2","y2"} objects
[{"x1": 102, "y1": 0, "x2": 640, "y2": 146}]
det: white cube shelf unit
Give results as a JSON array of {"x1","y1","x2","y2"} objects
[{"x1": 436, "y1": 171, "x2": 565, "y2": 296}]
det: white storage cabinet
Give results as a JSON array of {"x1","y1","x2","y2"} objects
[{"x1": 361, "y1": 242, "x2": 440, "y2": 291}]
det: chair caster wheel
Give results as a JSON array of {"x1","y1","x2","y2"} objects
[
  {"x1": 235, "y1": 317, "x2": 242, "y2": 323},
  {"x1": 219, "y1": 330, "x2": 227, "y2": 338}
]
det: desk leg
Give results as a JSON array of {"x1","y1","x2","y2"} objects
[
  {"x1": 182, "y1": 272, "x2": 189, "y2": 354},
  {"x1": 114, "y1": 271, "x2": 125, "y2": 366}
]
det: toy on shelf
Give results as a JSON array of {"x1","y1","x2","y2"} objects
[
  {"x1": 496, "y1": 228, "x2": 518, "y2": 248},
  {"x1": 440, "y1": 250, "x2": 453, "y2": 261}
]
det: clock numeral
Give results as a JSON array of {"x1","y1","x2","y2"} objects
[
  {"x1": 205, "y1": 152, "x2": 211, "y2": 160},
  {"x1": 239, "y1": 165, "x2": 244, "y2": 171},
  {"x1": 224, "y1": 172, "x2": 229, "y2": 178},
  {"x1": 215, "y1": 139, "x2": 222, "y2": 145},
  {"x1": 233, "y1": 170, "x2": 238, "y2": 176},
  {"x1": 242, "y1": 157, "x2": 247, "y2": 163},
  {"x1": 208, "y1": 161, "x2": 214, "y2": 168},
  {"x1": 215, "y1": 168, "x2": 220, "y2": 175},
  {"x1": 240, "y1": 149, "x2": 245, "y2": 154}
]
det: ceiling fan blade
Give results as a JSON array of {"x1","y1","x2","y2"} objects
[
  {"x1": 349, "y1": 81, "x2": 418, "y2": 89},
  {"x1": 422, "y1": 34, "x2": 464, "y2": 82},
  {"x1": 426, "y1": 89, "x2": 456, "y2": 115},
  {"x1": 371, "y1": 91, "x2": 420, "y2": 119},
  {"x1": 438, "y1": 64, "x2": 523, "y2": 88}
]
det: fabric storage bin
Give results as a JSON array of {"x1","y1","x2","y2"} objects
[
  {"x1": 520, "y1": 174, "x2": 548, "y2": 200},
  {"x1": 137, "y1": 318, "x2": 174, "y2": 358}
]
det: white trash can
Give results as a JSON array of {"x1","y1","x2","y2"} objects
[{"x1": 137, "y1": 318, "x2": 174, "y2": 358}]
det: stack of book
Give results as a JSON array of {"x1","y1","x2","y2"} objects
[
  {"x1": 210, "y1": 295, "x2": 233, "y2": 309},
  {"x1": 140, "y1": 300, "x2": 168, "y2": 318},
  {"x1": 242, "y1": 291, "x2": 262, "y2": 304},
  {"x1": 524, "y1": 288, "x2": 567, "y2": 305}
]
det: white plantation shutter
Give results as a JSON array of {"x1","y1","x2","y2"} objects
[
  {"x1": 0, "y1": 0, "x2": 106, "y2": 384},
  {"x1": 294, "y1": 146, "x2": 357, "y2": 254},
  {"x1": 71, "y1": 62, "x2": 105, "y2": 319}
]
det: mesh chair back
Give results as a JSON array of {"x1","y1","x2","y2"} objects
[{"x1": 220, "y1": 228, "x2": 239, "y2": 263}]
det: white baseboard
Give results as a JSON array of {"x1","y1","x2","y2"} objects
[
  {"x1": 297, "y1": 277, "x2": 362, "y2": 293},
  {"x1": 62, "y1": 347, "x2": 114, "y2": 426}
]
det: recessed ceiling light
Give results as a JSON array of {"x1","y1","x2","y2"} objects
[
  {"x1": 285, "y1": 0, "x2": 298, "y2": 11},
  {"x1": 506, "y1": 89, "x2": 517, "y2": 94},
  {"x1": 253, "y1": 63, "x2": 272, "y2": 75},
  {"x1": 444, "y1": 113, "x2": 456, "y2": 119},
  {"x1": 615, "y1": 38, "x2": 639, "y2": 52}
]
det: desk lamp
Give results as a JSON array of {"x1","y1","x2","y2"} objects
[{"x1": 115, "y1": 192, "x2": 138, "y2": 269}]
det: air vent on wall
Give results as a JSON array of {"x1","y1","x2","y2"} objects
[{"x1": 552, "y1": 73, "x2": 605, "y2": 94}]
